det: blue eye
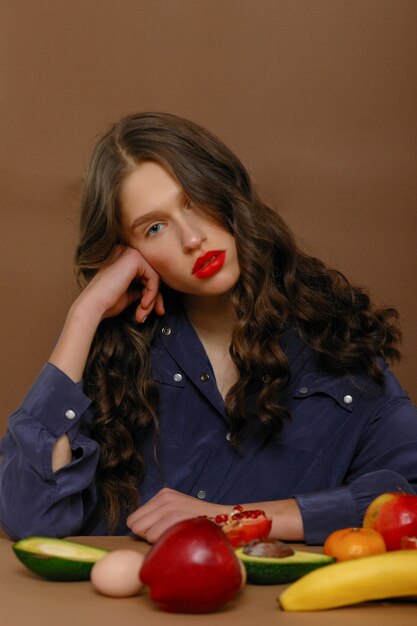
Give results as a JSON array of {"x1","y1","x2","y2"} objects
[{"x1": 147, "y1": 223, "x2": 164, "y2": 236}]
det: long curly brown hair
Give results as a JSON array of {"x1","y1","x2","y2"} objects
[{"x1": 75, "y1": 112, "x2": 401, "y2": 530}]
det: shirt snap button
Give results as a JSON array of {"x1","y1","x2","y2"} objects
[
  {"x1": 200, "y1": 373, "x2": 210, "y2": 382},
  {"x1": 65, "y1": 409, "x2": 76, "y2": 420},
  {"x1": 173, "y1": 373, "x2": 183, "y2": 382},
  {"x1": 196, "y1": 490, "x2": 206, "y2": 499},
  {"x1": 226, "y1": 432, "x2": 232, "y2": 441},
  {"x1": 343, "y1": 394, "x2": 353, "y2": 404},
  {"x1": 299, "y1": 387, "x2": 309, "y2": 394},
  {"x1": 161, "y1": 327, "x2": 172, "y2": 336}
]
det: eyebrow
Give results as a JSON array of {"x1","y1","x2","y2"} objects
[
  {"x1": 129, "y1": 190, "x2": 188, "y2": 232},
  {"x1": 130, "y1": 210, "x2": 164, "y2": 231}
]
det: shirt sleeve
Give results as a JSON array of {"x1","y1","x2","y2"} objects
[
  {"x1": 0, "y1": 363, "x2": 100, "y2": 540},
  {"x1": 295, "y1": 367, "x2": 417, "y2": 545}
]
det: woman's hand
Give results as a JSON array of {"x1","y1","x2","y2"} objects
[
  {"x1": 76, "y1": 245, "x2": 165, "y2": 324},
  {"x1": 49, "y1": 246, "x2": 164, "y2": 386},
  {"x1": 126, "y1": 487, "x2": 230, "y2": 543}
]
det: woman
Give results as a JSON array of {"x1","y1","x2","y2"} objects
[{"x1": 1, "y1": 112, "x2": 416, "y2": 543}]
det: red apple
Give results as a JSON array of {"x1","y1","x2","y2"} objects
[
  {"x1": 401, "y1": 536, "x2": 417, "y2": 550},
  {"x1": 140, "y1": 517, "x2": 244, "y2": 613},
  {"x1": 363, "y1": 492, "x2": 417, "y2": 550}
]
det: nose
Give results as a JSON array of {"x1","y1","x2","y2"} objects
[{"x1": 180, "y1": 217, "x2": 207, "y2": 252}]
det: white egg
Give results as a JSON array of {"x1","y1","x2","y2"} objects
[{"x1": 91, "y1": 549, "x2": 145, "y2": 597}]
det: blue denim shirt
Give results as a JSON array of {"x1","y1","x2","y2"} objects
[{"x1": 1, "y1": 309, "x2": 416, "y2": 543}]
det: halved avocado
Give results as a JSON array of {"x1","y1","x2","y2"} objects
[
  {"x1": 13, "y1": 536, "x2": 109, "y2": 581},
  {"x1": 235, "y1": 548, "x2": 335, "y2": 584}
]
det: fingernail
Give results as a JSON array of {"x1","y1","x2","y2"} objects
[{"x1": 142, "y1": 315, "x2": 147, "y2": 323}]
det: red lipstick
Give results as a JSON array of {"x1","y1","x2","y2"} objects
[{"x1": 192, "y1": 250, "x2": 226, "y2": 279}]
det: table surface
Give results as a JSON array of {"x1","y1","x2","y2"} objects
[{"x1": 1, "y1": 535, "x2": 416, "y2": 626}]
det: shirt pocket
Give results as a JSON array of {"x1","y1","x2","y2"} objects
[
  {"x1": 279, "y1": 371, "x2": 366, "y2": 455},
  {"x1": 151, "y1": 367, "x2": 186, "y2": 439}
]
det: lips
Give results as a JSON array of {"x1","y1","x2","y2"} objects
[{"x1": 192, "y1": 250, "x2": 226, "y2": 279}]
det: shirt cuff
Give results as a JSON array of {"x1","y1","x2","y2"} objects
[
  {"x1": 296, "y1": 469, "x2": 416, "y2": 545},
  {"x1": 295, "y1": 486, "x2": 360, "y2": 545},
  {"x1": 20, "y1": 362, "x2": 92, "y2": 437}
]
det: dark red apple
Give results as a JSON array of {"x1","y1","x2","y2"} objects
[
  {"x1": 363, "y1": 492, "x2": 417, "y2": 550},
  {"x1": 140, "y1": 517, "x2": 244, "y2": 613},
  {"x1": 401, "y1": 536, "x2": 417, "y2": 549}
]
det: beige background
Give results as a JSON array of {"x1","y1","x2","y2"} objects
[{"x1": 1, "y1": 0, "x2": 416, "y2": 432}]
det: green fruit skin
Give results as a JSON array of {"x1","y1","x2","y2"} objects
[
  {"x1": 12, "y1": 538, "x2": 108, "y2": 581},
  {"x1": 236, "y1": 549, "x2": 335, "y2": 585},
  {"x1": 13, "y1": 550, "x2": 96, "y2": 581}
]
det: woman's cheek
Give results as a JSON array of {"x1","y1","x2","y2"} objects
[
  {"x1": 141, "y1": 253, "x2": 177, "y2": 284},
  {"x1": 128, "y1": 241, "x2": 167, "y2": 273}
]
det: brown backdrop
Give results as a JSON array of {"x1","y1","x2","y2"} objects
[{"x1": 1, "y1": 0, "x2": 416, "y2": 432}]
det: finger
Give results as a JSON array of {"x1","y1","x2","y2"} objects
[
  {"x1": 139, "y1": 277, "x2": 161, "y2": 309},
  {"x1": 154, "y1": 292, "x2": 165, "y2": 316},
  {"x1": 121, "y1": 290, "x2": 142, "y2": 319},
  {"x1": 139, "y1": 511, "x2": 195, "y2": 544},
  {"x1": 127, "y1": 502, "x2": 168, "y2": 535},
  {"x1": 134, "y1": 289, "x2": 164, "y2": 323},
  {"x1": 126, "y1": 492, "x2": 163, "y2": 527},
  {"x1": 126, "y1": 488, "x2": 179, "y2": 527},
  {"x1": 134, "y1": 302, "x2": 150, "y2": 324}
]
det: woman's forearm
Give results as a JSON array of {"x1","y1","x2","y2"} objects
[
  {"x1": 126, "y1": 488, "x2": 305, "y2": 543},
  {"x1": 48, "y1": 302, "x2": 103, "y2": 472},
  {"x1": 49, "y1": 300, "x2": 103, "y2": 383},
  {"x1": 245, "y1": 497, "x2": 305, "y2": 541}
]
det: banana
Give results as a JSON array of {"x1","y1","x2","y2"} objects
[{"x1": 279, "y1": 550, "x2": 417, "y2": 611}]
